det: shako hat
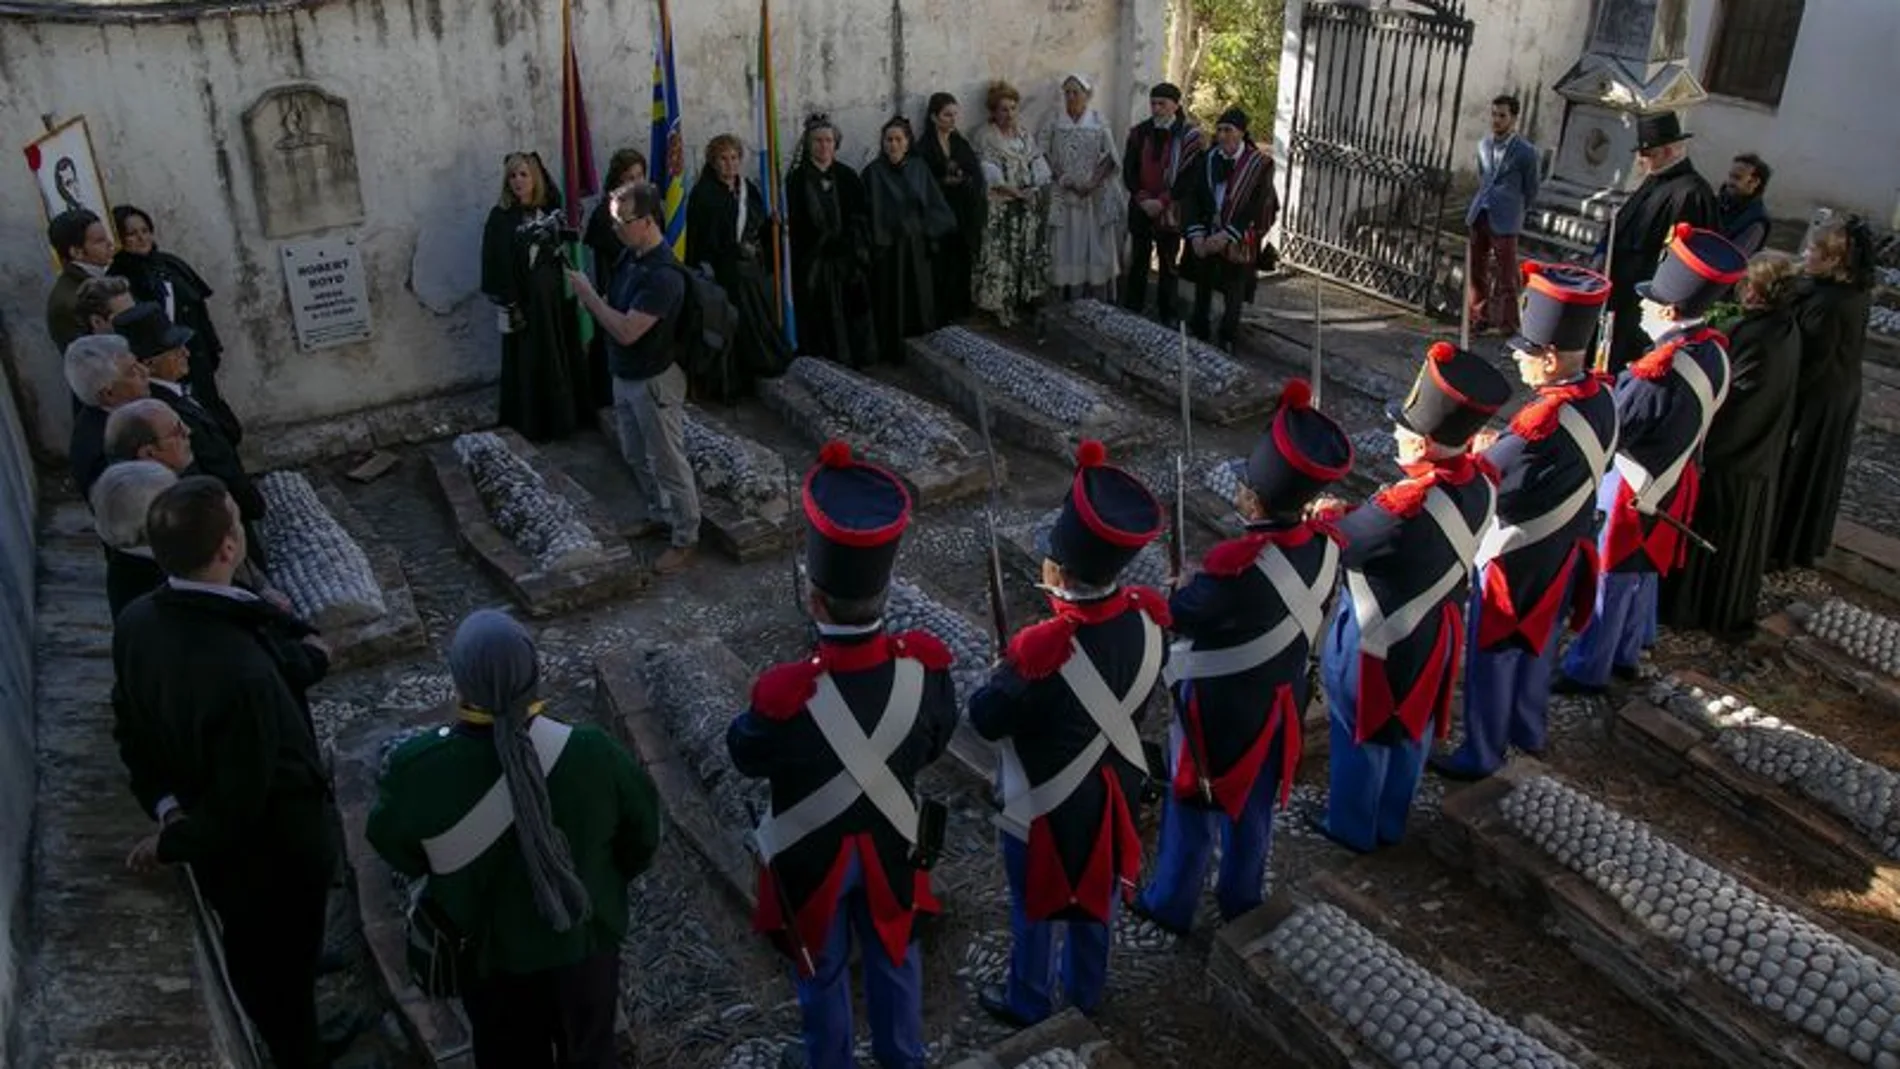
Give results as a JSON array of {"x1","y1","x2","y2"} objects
[
  {"x1": 1635, "y1": 111, "x2": 1693, "y2": 152},
  {"x1": 1512, "y1": 262, "x2": 1611, "y2": 355},
  {"x1": 802, "y1": 441, "x2": 911, "y2": 601},
  {"x1": 1636, "y1": 223, "x2": 1747, "y2": 314},
  {"x1": 1245, "y1": 378, "x2": 1353, "y2": 512},
  {"x1": 1389, "y1": 341, "x2": 1512, "y2": 447},
  {"x1": 113, "y1": 301, "x2": 194, "y2": 361},
  {"x1": 1041, "y1": 441, "x2": 1162, "y2": 587}
]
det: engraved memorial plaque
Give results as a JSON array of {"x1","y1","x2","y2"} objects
[
  {"x1": 244, "y1": 85, "x2": 365, "y2": 240},
  {"x1": 282, "y1": 238, "x2": 373, "y2": 351}
]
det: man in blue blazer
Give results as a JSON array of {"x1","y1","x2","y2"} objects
[{"x1": 1465, "y1": 95, "x2": 1542, "y2": 337}]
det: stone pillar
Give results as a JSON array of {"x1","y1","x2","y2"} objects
[{"x1": 1523, "y1": 0, "x2": 1707, "y2": 255}]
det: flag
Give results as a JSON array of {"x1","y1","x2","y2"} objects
[
  {"x1": 560, "y1": 0, "x2": 597, "y2": 346},
  {"x1": 651, "y1": 0, "x2": 688, "y2": 257},
  {"x1": 754, "y1": 0, "x2": 797, "y2": 349}
]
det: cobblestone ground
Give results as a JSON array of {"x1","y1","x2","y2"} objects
[{"x1": 33, "y1": 279, "x2": 1900, "y2": 1068}]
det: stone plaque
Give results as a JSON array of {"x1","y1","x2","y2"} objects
[
  {"x1": 281, "y1": 238, "x2": 373, "y2": 351},
  {"x1": 1590, "y1": 0, "x2": 1690, "y2": 66},
  {"x1": 243, "y1": 85, "x2": 365, "y2": 240},
  {"x1": 1551, "y1": 104, "x2": 1639, "y2": 191}
]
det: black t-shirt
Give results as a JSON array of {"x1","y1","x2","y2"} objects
[{"x1": 605, "y1": 242, "x2": 687, "y2": 381}]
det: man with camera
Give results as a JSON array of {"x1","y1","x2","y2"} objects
[{"x1": 566, "y1": 182, "x2": 699, "y2": 576}]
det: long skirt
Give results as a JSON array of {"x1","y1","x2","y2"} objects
[
  {"x1": 1661, "y1": 472, "x2": 1777, "y2": 635},
  {"x1": 1770, "y1": 388, "x2": 1859, "y2": 569}
]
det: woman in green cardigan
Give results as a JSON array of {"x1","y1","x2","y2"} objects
[{"x1": 368, "y1": 610, "x2": 661, "y2": 1068}]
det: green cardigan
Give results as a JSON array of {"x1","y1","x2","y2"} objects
[{"x1": 367, "y1": 716, "x2": 661, "y2": 977}]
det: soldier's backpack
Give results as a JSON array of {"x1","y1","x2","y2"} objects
[{"x1": 667, "y1": 262, "x2": 739, "y2": 401}]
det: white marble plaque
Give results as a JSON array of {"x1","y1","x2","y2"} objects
[{"x1": 281, "y1": 238, "x2": 372, "y2": 351}]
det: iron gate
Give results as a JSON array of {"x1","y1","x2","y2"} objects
[{"x1": 1281, "y1": 0, "x2": 1475, "y2": 311}]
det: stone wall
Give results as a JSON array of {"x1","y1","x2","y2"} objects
[
  {"x1": 0, "y1": 0, "x2": 1165, "y2": 462},
  {"x1": 0, "y1": 312, "x2": 39, "y2": 1067}
]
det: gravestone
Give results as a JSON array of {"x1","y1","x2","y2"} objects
[
  {"x1": 242, "y1": 85, "x2": 365, "y2": 239},
  {"x1": 1523, "y1": 0, "x2": 1707, "y2": 256}
]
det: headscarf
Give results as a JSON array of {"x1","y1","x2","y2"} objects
[{"x1": 447, "y1": 609, "x2": 591, "y2": 932}]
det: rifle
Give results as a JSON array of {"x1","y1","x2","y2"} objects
[
  {"x1": 1170, "y1": 322, "x2": 1192, "y2": 584},
  {"x1": 746, "y1": 801, "x2": 817, "y2": 977},
  {"x1": 972, "y1": 382, "x2": 1012, "y2": 655},
  {"x1": 784, "y1": 464, "x2": 815, "y2": 643},
  {"x1": 1593, "y1": 204, "x2": 1620, "y2": 374},
  {"x1": 1459, "y1": 240, "x2": 1473, "y2": 351},
  {"x1": 1311, "y1": 275, "x2": 1325, "y2": 409}
]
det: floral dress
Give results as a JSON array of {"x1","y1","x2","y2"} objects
[
  {"x1": 1042, "y1": 110, "x2": 1126, "y2": 289},
  {"x1": 973, "y1": 124, "x2": 1052, "y2": 325}
]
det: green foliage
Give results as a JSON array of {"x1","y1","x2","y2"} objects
[
  {"x1": 1705, "y1": 300, "x2": 1745, "y2": 332},
  {"x1": 1176, "y1": 0, "x2": 1286, "y2": 135}
]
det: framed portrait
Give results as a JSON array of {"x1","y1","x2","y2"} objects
[{"x1": 22, "y1": 116, "x2": 115, "y2": 268}]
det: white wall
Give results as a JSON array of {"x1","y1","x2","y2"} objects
[
  {"x1": 1452, "y1": 0, "x2": 1594, "y2": 168},
  {"x1": 0, "y1": 313, "x2": 37, "y2": 1069},
  {"x1": 1683, "y1": 0, "x2": 1900, "y2": 223},
  {"x1": 0, "y1": 0, "x2": 1164, "y2": 460}
]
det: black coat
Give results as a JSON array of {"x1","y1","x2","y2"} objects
[
  {"x1": 481, "y1": 200, "x2": 591, "y2": 441},
  {"x1": 111, "y1": 247, "x2": 239, "y2": 426},
  {"x1": 1771, "y1": 279, "x2": 1873, "y2": 568},
  {"x1": 70, "y1": 404, "x2": 109, "y2": 499},
  {"x1": 1605, "y1": 157, "x2": 1719, "y2": 371},
  {"x1": 860, "y1": 155, "x2": 958, "y2": 363},
  {"x1": 685, "y1": 175, "x2": 793, "y2": 399},
  {"x1": 1664, "y1": 307, "x2": 1800, "y2": 632},
  {"x1": 914, "y1": 129, "x2": 987, "y2": 322},
  {"x1": 785, "y1": 161, "x2": 876, "y2": 367},
  {"x1": 112, "y1": 586, "x2": 334, "y2": 890},
  {"x1": 106, "y1": 547, "x2": 166, "y2": 621},
  {"x1": 155, "y1": 387, "x2": 264, "y2": 522}
]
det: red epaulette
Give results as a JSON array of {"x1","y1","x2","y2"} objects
[
  {"x1": 890, "y1": 630, "x2": 954, "y2": 671},
  {"x1": 1202, "y1": 534, "x2": 1269, "y2": 577},
  {"x1": 1629, "y1": 327, "x2": 1723, "y2": 383},
  {"x1": 1007, "y1": 618, "x2": 1079, "y2": 681},
  {"x1": 1473, "y1": 454, "x2": 1501, "y2": 483},
  {"x1": 1124, "y1": 585, "x2": 1174, "y2": 629},
  {"x1": 1509, "y1": 394, "x2": 1564, "y2": 442},
  {"x1": 1373, "y1": 477, "x2": 1432, "y2": 518},
  {"x1": 750, "y1": 658, "x2": 823, "y2": 721}
]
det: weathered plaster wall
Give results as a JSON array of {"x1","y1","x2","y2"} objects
[
  {"x1": 0, "y1": 313, "x2": 38, "y2": 1068},
  {"x1": 1682, "y1": 0, "x2": 1900, "y2": 222},
  {"x1": 0, "y1": 0, "x2": 1164, "y2": 460}
]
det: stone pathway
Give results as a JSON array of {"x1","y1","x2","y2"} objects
[{"x1": 14, "y1": 501, "x2": 222, "y2": 1066}]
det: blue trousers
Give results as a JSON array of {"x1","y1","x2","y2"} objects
[
  {"x1": 1561, "y1": 571, "x2": 1655, "y2": 687},
  {"x1": 1320, "y1": 597, "x2": 1431, "y2": 852},
  {"x1": 793, "y1": 854, "x2": 925, "y2": 1069},
  {"x1": 1000, "y1": 832, "x2": 1116, "y2": 1022},
  {"x1": 1440, "y1": 567, "x2": 1569, "y2": 776},
  {"x1": 1137, "y1": 745, "x2": 1283, "y2": 931}
]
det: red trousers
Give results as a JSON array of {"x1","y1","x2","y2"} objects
[{"x1": 1466, "y1": 214, "x2": 1521, "y2": 334}]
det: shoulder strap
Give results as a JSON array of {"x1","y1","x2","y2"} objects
[{"x1": 421, "y1": 718, "x2": 574, "y2": 876}]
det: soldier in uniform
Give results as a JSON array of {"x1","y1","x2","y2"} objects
[
  {"x1": 1134, "y1": 379, "x2": 1351, "y2": 934},
  {"x1": 1308, "y1": 343, "x2": 1509, "y2": 852},
  {"x1": 1558, "y1": 226, "x2": 1745, "y2": 694},
  {"x1": 970, "y1": 441, "x2": 1170, "y2": 1027},
  {"x1": 1432, "y1": 264, "x2": 1620, "y2": 780},
  {"x1": 727, "y1": 441, "x2": 959, "y2": 1069}
]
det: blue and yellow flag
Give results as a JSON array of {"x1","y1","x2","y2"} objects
[{"x1": 650, "y1": 0, "x2": 687, "y2": 257}]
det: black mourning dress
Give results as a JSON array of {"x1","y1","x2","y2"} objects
[
  {"x1": 860, "y1": 154, "x2": 957, "y2": 364},
  {"x1": 1770, "y1": 277, "x2": 1875, "y2": 569},
  {"x1": 915, "y1": 128, "x2": 987, "y2": 324},
  {"x1": 685, "y1": 174, "x2": 793, "y2": 402},
  {"x1": 786, "y1": 159, "x2": 877, "y2": 368},
  {"x1": 481, "y1": 190, "x2": 590, "y2": 442}
]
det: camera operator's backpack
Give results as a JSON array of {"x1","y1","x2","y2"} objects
[{"x1": 666, "y1": 263, "x2": 738, "y2": 400}]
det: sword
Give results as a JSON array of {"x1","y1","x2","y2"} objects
[
  {"x1": 972, "y1": 381, "x2": 1012, "y2": 655},
  {"x1": 746, "y1": 801, "x2": 817, "y2": 977},
  {"x1": 1171, "y1": 322, "x2": 1192, "y2": 584},
  {"x1": 1593, "y1": 203, "x2": 1620, "y2": 375},
  {"x1": 1460, "y1": 240, "x2": 1473, "y2": 351},
  {"x1": 784, "y1": 465, "x2": 815, "y2": 643},
  {"x1": 1311, "y1": 275, "x2": 1325, "y2": 409},
  {"x1": 1636, "y1": 501, "x2": 1717, "y2": 555}
]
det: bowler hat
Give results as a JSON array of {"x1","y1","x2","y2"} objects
[
  {"x1": 112, "y1": 302, "x2": 194, "y2": 361},
  {"x1": 1636, "y1": 111, "x2": 1693, "y2": 152}
]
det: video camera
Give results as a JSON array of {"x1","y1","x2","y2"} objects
[{"x1": 516, "y1": 209, "x2": 580, "y2": 254}]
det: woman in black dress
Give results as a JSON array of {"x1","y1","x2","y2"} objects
[
  {"x1": 914, "y1": 92, "x2": 987, "y2": 324},
  {"x1": 785, "y1": 115, "x2": 877, "y2": 368},
  {"x1": 480, "y1": 152, "x2": 589, "y2": 442},
  {"x1": 861, "y1": 117, "x2": 958, "y2": 364},
  {"x1": 1661, "y1": 254, "x2": 1802, "y2": 637},
  {"x1": 685, "y1": 134, "x2": 792, "y2": 402},
  {"x1": 110, "y1": 205, "x2": 235, "y2": 431},
  {"x1": 581, "y1": 148, "x2": 647, "y2": 410},
  {"x1": 1770, "y1": 216, "x2": 1878, "y2": 570}
]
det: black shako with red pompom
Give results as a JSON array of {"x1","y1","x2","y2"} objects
[
  {"x1": 1244, "y1": 377, "x2": 1353, "y2": 515},
  {"x1": 1041, "y1": 440, "x2": 1163, "y2": 588},
  {"x1": 1636, "y1": 223, "x2": 1748, "y2": 315},
  {"x1": 1513, "y1": 260, "x2": 1611, "y2": 356},
  {"x1": 801, "y1": 440, "x2": 913, "y2": 601},
  {"x1": 1389, "y1": 341, "x2": 1513, "y2": 448}
]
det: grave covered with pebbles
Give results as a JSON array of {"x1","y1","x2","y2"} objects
[
  {"x1": 680, "y1": 406, "x2": 794, "y2": 560},
  {"x1": 998, "y1": 506, "x2": 1173, "y2": 592},
  {"x1": 1044, "y1": 299, "x2": 1273, "y2": 425},
  {"x1": 759, "y1": 357, "x2": 992, "y2": 503},
  {"x1": 906, "y1": 326, "x2": 1153, "y2": 459}
]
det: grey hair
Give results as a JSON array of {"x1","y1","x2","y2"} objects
[
  {"x1": 64, "y1": 335, "x2": 132, "y2": 406},
  {"x1": 104, "y1": 399, "x2": 174, "y2": 462},
  {"x1": 90, "y1": 460, "x2": 178, "y2": 551}
]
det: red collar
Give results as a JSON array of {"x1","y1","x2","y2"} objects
[
  {"x1": 1046, "y1": 589, "x2": 1141, "y2": 626},
  {"x1": 813, "y1": 633, "x2": 892, "y2": 673},
  {"x1": 1630, "y1": 326, "x2": 1727, "y2": 381},
  {"x1": 1399, "y1": 451, "x2": 1483, "y2": 485}
]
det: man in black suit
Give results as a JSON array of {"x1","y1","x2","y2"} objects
[
  {"x1": 65, "y1": 334, "x2": 152, "y2": 498},
  {"x1": 1599, "y1": 111, "x2": 1720, "y2": 373},
  {"x1": 45, "y1": 209, "x2": 115, "y2": 362},
  {"x1": 112, "y1": 302, "x2": 265, "y2": 564},
  {"x1": 117, "y1": 477, "x2": 334, "y2": 1069}
]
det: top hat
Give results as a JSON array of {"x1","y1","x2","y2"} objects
[
  {"x1": 1389, "y1": 341, "x2": 1512, "y2": 447},
  {"x1": 112, "y1": 302, "x2": 194, "y2": 362},
  {"x1": 1042, "y1": 441, "x2": 1162, "y2": 587},
  {"x1": 1512, "y1": 262, "x2": 1611, "y2": 355},
  {"x1": 1636, "y1": 111, "x2": 1693, "y2": 152},
  {"x1": 1636, "y1": 224, "x2": 1748, "y2": 314},
  {"x1": 802, "y1": 441, "x2": 912, "y2": 601},
  {"x1": 1245, "y1": 378, "x2": 1353, "y2": 513}
]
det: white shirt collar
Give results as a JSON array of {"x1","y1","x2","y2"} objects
[
  {"x1": 816, "y1": 619, "x2": 884, "y2": 638},
  {"x1": 147, "y1": 377, "x2": 184, "y2": 397},
  {"x1": 167, "y1": 577, "x2": 259, "y2": 602}
]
